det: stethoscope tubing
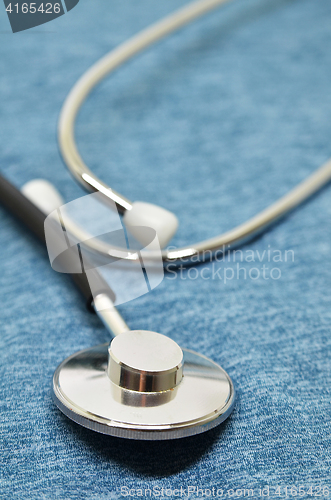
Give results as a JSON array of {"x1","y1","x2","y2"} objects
[
  {"x1": 0, "y1": 173, "x2": 103, "y2": 309},
  {"x1": 58, "y1": 0, "x2": 232, "y2": 216},
  {"x1": 58, "y1": 0, "x2": 331, "y2": 266}
]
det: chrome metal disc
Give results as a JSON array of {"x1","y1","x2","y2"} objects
[{"x1": 52, "y1": 342, "x2": 235, "y2": 440}]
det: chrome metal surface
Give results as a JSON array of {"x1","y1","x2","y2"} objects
[
  {"x1": 58, "y1": 0, "x2": 331, "y2": 266},
  {"x1": 93, "y1": 293, "x2": 129, "y2": 337},
  {"x1": 108, "y1": 330, "x2": 183, "y2": 392},
  {"x1": 52, "y1": 343, "x2": 235, "y2": 440}
]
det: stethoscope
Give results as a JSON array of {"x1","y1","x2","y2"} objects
[{"x1": 1, "y1": 0, "x2": 331, "y2": 441}]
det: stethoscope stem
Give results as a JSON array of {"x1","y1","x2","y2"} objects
[{"x1": 93, "y1": 293, "x2": 130, "y2": 337}]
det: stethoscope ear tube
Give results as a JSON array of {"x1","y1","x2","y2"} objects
[
  {"x1": 0, "y1": 173, "x2": 112, "y2": 310},
  {"x1": 58, "y1": 0, "x2": 331, "y2": 267}
]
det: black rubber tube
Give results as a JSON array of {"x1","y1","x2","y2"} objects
[{"x1": 0, "y1": 173, "x2": 115, "y2": 310}]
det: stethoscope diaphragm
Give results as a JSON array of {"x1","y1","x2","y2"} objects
[{"x1": 52, "y1": 330, "x2": 235, "y2": 440}]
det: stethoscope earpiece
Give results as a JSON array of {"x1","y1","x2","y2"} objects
[
  {"x1": 21, "y1": 179, "x2": 65, "y2": 215},
  {"x1": 123, "y1": 202, "x2": 179, "y2": 249},
  {"x1": 52, "y1": 330, "x2": 235, "y2": 440}
]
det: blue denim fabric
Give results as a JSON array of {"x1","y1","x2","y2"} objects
[{"x1": 1, "y1": 0, "x2": 331, "y2": 498}]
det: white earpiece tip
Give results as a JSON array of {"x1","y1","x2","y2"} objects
[
  {"x1": 123, "y1": 202, "x2": 178, "y2": 248},
  {"x1": 21, "y1": 179, "x2": 64, "y2": 215}
]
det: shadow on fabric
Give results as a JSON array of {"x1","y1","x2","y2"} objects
[{"x1": 59, "y1": 413, "x2": 234, "y2": 477}]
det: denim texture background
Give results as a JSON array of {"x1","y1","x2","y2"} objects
[{"x1": 0, "y1": 0, "x2": 331, "y2": 498}]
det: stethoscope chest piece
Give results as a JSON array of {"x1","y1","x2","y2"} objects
[{"x1": 52, "y1": 330, "x2": 235, "y2": 440}]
